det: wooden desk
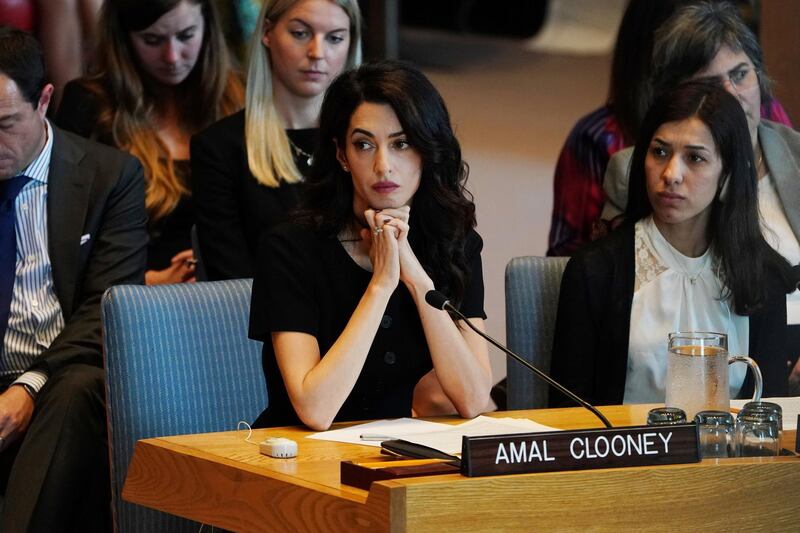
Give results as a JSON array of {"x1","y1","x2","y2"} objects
[{"x1": 124, "y1": 405, "x2": 799, "y2": 532}]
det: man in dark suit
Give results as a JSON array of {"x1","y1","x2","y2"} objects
[{"x1": 0, "y1": 28, "x2": 147, "y2": 532}]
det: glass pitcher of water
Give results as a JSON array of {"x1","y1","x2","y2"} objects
[{"x1": 665, "y1": 332, "x2": 762, "y2": 419}]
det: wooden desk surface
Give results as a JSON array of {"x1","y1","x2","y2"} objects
[{"x1": 124, "y1": 405, "x2": 799, "y2": 532}]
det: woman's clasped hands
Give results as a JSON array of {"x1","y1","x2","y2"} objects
[{"x1": 361, "y1": 206, "x2": 431, "y2": 293}]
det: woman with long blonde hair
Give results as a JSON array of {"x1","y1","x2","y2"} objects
[
  {"x1": 56, "y1": 0, "x2": 244, "y2": 284},
  {"x1": 190, "y1": 0, "x2": 361, "y2": 281}
]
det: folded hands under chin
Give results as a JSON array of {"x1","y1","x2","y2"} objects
[{"x1": 362, "y1": 206, "x2": 432, "y2": 294}]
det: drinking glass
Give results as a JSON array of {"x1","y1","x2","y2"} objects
[
  {"x1": 694, "y1": 410, "x2": 734, "y2": 458},
  {"x1": 738, "y1": 401, "x2": 782, "y2": 429},
  {"x1": 647, "y1": 407, "x2": 686, "y2": 426},
  {"x1": 736, "y1": 411, "x2": 780, "y2": 457},
  {"x1": 737, "y1": 401, "x2": 782, "y2": 452}
]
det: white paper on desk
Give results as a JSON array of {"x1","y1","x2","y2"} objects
[
  {"x1": 306, "y1": 418, "x2": 450, "y2": 447},
  {"x1": 731, "y1": 397, "x2": 800, "y2": 430},
  {"x1": 401, "y1": 416, "x2": 560, "y2": 456}
]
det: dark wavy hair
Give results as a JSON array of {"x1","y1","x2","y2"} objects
[
  {"x1": 626, "y1": 82, "x2": 793, "y2": 314},
  {"x1": 297, "y1": 60, "x2": 476, "y2": 306}
]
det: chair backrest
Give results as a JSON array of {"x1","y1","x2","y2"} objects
[
  {"x1": 505, "y1": 256, "x2": 569, "y2": 409},
  {"x1": 101, "y1": 279, "x2": 266, "y2": 532}
]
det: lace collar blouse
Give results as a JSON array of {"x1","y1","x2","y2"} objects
[{"x1": 623, "y1": 216, "x2": 748, "y2": 404}]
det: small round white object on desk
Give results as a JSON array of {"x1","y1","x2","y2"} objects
[{"x1": 259, "y1": 437, "x2": 298, "y2": 458}]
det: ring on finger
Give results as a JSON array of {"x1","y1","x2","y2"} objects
[{"x1": 373, "y1": 226, "x2": 383, "y2": 235}]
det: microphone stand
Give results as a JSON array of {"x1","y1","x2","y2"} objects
[{"x1": 435, "y1": 295, "x2": 613, "y2": 429}]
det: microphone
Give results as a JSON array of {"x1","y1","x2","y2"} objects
[
  {"x1": 425, "y1": 290, "x2": 613, "y2": 429},
  {"x1": 424, "y1": 290, "x2": 450, "y2": 310}
]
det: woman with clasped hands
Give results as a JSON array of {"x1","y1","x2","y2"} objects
[
  {"x1": 249, "y1": 61, "x2": 492, "y2": 430},
  {"x1": 550, "y1": 82, "x2": 797, "y2": 408}
]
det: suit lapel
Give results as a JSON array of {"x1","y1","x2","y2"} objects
[
  {"x1": 760, "y1": 122, "x2": 800, "y2": 240},
  {"x1": 47, "y1": 128, "x2": 90, "y2": 317}
]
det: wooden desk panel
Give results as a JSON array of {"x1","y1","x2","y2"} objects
[{"x1": 124, "y1": 406, "x2": 799, "y2": 532}]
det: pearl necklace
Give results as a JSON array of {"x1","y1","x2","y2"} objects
[{"x1": 289, "y1": 138, "x2": 313, "y2": 166}]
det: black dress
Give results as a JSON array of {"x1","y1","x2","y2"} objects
[
  {"x1": 146, "y1": 160, "x2": 193, "y2": 270},
  {"x1": 249, "y1": 223, "x2": 486, "y2": 428},
  {"x1": 190, "y1": 109, "x2": 315, "y2": 280},
  {"x1": 56, "y1": 79, "x2": 195, "y2": 271}
]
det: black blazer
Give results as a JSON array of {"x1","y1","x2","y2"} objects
[
  {"x1": 35, "y1": 126, "x2": 148, "y2": 375},
  {"x1": 549, "y1": 223, "x2": 795, "y2": 407},
  {"x1": 190, "y1": 110, "x2": 302, "y2": 281}
]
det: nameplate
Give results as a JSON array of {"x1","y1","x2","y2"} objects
[{"x1": 460, "y1": 424, "x2": 699, "y2": 477}]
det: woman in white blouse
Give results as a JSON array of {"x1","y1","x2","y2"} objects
[
  {"x1": 603, "y1": 1, "x2": 800, "y2": 267},
  {"x1": 599, "y1": 1, "x2": 800, "y2": 388},
  {"x1": 549, "y1": 82, "x2": 798, "y2": 407}
]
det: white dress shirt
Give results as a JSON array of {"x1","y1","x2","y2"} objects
[{"x1": 1, "y1": 120, "x2": 64, "y2": 395}]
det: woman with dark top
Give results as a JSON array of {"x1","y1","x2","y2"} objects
[
  {"x1": 549, "y1": 82, "x2": 798, "y2": 408},
  {"x1": 191, "y1": 0, "x2": 362, "y2": 281},
  {"x1": 55, "y1": 0, "x2": 244, "y2": 284},
  {"x1": 250, "y1": 61, "x2": 492, "y2": 430}
]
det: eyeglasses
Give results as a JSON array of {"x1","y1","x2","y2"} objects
[{"x1": 694, "y1": 66, "x2": 759, "y2": 94}]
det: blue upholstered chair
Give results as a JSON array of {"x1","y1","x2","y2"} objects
[
  {"x1": 505, "y1": 256, "x2": 569, "y2": 409},
  {"x1": 101, "y1": 279, "x2": 266, "y2": 532}
]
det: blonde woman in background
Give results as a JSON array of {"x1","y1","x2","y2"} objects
[
  {"x1": 190, "y1": 0, "x2": 362, "y2": 281},
  {"x1": 56, "y1": 0, "x2": 244, "y2": 284}
]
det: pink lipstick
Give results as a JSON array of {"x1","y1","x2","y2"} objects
[{"x1": 372, "y1": 181, "x2": 399, "y2": 194}]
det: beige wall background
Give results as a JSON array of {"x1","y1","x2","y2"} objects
[{"x1": 406, "y1": 29, "x2": 612, "y2": 384}]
